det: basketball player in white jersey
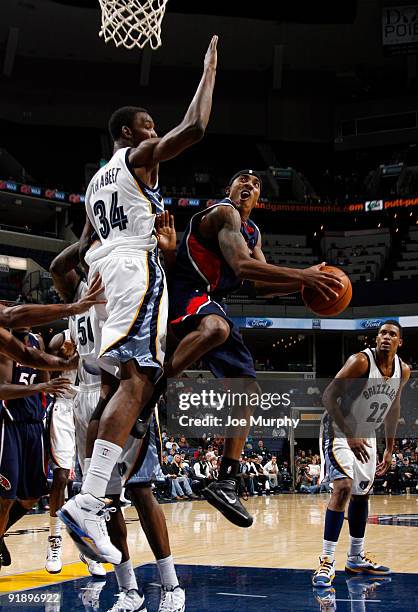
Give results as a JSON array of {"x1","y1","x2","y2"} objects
[
  {"x1": 59, "y1": 35, "x2": 218, "y2": 565},
  {"x1": 48, "y1": 244, "x2": 106, "y2": 579},
  {"x1": 312, "y1": 320, "x2": 410, "y2": 589},
  {"x1": 51, "y1": 234, "x2": 186, "y2": 611},
  {"x1": 45, "y1": 329, "x2": 78, "y2": 574}
]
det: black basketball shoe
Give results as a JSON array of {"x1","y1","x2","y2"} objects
[
  {"x1": 0, "y1": 538, "x2": 11, "y2": 566},
  {"x1": 202, "y1": 479, "x2": 253, "y2": 528}
]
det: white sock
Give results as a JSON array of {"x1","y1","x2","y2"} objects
[
  {"x1": 157, "y1": 555, "x2": 179, "y2": 588},
  {"x1": 348, "y1": 536, "x2": 364, "y2": 558},
  {"x1": 83, "y1": 458, "x2": 91, "y2": 483},
  {"x1": 322, "y1": 539, "x2": 337, "y2": 561},
  {"x1": 81, "y1": 440, "x2": 122, "y2": 498},
  {"x1": 49, "y1": 516, "x2": 61, "y2": 538},
  {"x1": 114, "y1": 559, "x2": 138, "y2": 592}
]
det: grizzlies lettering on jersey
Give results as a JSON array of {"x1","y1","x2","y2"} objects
[
  {"x1": 326, "y1": 347, "x2": 401, "y2": 439},
  {"x1": 3, "y1": 333, "x2": 46, "y2": 422},
  {"x1": 174, "y1": 199, "x2": 260, "y2": 297},
  {"x1": 69, "y1": 281, "x2": 100, "y2": 386},
  {"x1": 85, "y1": 147, "x2": 164, "y2": 254}
]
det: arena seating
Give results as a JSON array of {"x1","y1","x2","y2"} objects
[
  {"x1": 393, "y1": 226, "x2": 418, "y2": 280},
  {"x1": 322, "y1": 229, "x2": 391, "y2": 282}
]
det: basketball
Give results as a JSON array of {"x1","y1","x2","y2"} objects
[{"x1": 302, "y1": 265, "x2": 352, "y2": 316}]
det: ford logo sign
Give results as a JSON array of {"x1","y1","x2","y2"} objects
[
  {"x1": 247, "y1": 319, "x2": 273, "y2": 328},
  {"x1": 360, "y1": 319, "x2": 385, "y2": 329}
]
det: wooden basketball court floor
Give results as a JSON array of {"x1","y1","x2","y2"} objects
[{"x1": 0, "y1": 494, "x2": 417, "y2": 611}]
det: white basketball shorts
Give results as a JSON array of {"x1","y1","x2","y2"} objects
[
  {"x1": 49, "y1": 398, "x2": 76, "y2": 470},
  {"x1": 87, "y1": 248, "x2": 168, "y2": 380},
  {"x1": 320, "y1": 416, "x2": 377, "y2": 496}
]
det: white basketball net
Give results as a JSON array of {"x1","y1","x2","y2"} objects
[{"x1": 98, "y1": 0, "x2": 169, "y2": 50}]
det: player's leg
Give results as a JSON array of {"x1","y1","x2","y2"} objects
[
  {"x1": 83, "y1": 369, "x2": 119, "y2": 475},
  {"x1": 345, "y1": 439, "x2": 390, "y2": 576},
  {"x1": 168, "y1": 307, "x2": 256, "y2": 526},
  {"x1": 313, "y1": 435, "x2": 354, "y2": 587},
  {"x1": 165, "y1": 314, "x2": 230, "y2": 378},
  {"x1": 0, "y1": 499, "x2": 29, "y2": 567},
  {"x1": 199, "y1": 326, "x2": 258, "y2": 527},
  {"x1": 47, "y1": 398, "x2": 75, "y2": 574},
  {"x1": 0, "y1": 499, "x2": 15, "y2": 539},
  {"x1": 129, "y1": 486, "x2": 185, "y2": 612},
  {"x1": 105, "y1": 497, "x2": 146, "y2": 612},
  {"x1": 0, "y1": 419, "x2": 26, "y2": 567},
  {"x1": 102, "y1": 451, "x2": 147, "y2": 612},
  {"x1": 124, "y1": 417, "x2": 185, "y2": 612},
  {"x1": 59, "y1": 363, "x2": 154, "y2": 565},
  {"x1": 312, "y1": 477, "x2": 352, "y2": 587},
  {"x1": 74, "y1": 385, "x2": 108, "y2": 578},
  {"x1": 46, "y1": 468, "x2": 69, "y2": 573}
]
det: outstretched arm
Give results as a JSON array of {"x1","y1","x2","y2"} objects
[
  {"x1": 214, "y1": 206, "x2": 342, "y2": 300},
  {"x1": 251, "y1": 237, "x2": 301, "y2": 297},
  {"x1": 0, "y1": 353, "x2": 71, "y2": 399},
  {"x1": 79, "y1": 215, "x2": 95, "y2": 272},
  {"x1": 129, "y1": 36, "x2": 217, "y2": 168},
  {"x1": 0, "y1": 275, "x2": 105, "y2": 329},
  {"x1": 50, "y1": 242, "x2": 81, "y2": 303},
  {"x1": 0, "y1": 328, "x2": 78, "y2": 371}
]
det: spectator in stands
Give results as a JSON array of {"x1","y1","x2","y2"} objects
[
  {"x1": 237, "y1": 457, "x2": 250, "y2": 500},
  {"x1": 210, "y1": 458, "x2": 219, "y2": 480},
  {"x1": 246, "y1": 456, "x2": 259, "y2": 496},
  {"x1": 212, "y1": 435, "x2": 224, "y2": 454},
  {"x1": 178, "y1": 435, "x2": 189, "y2": 450},
  {"x1": 255, "y1": 456, "x2": 270, "y2": 495},
  {"x1": 263, "y1": 456, "x2": 279, "y2": 491},
  {"x1": 180, "y1": 452, "x2": 190, "y2": 471},
  {"x1": 308, "y1": 456, "x2": 321, "y2": 484},
  {"x1": 400, "y1": 457, "x2": 417, "y2": 492},
  {"x1": 296, "y1": 450, "x2": 309, "y2": 467},
  {"x1": 193, "y1": 446, "x2": 204, "y2": 460},
  {"x1": 383, "y1": 458, "x2": 402, "y2": 495},
  {"x1": 257, "y1": 440, "x2": 270, "y2": 460},
  {"x1": 165, "y1": 436, "x2": 176, "y2": 451},
  {"x1": 169, "y1": 454, "x2": 198, "y2": 499},
  {"x1": 193, "y1": 453, "x2": 212, "y2": 490},
  {"x1": 161, "y1": 455, "x2": 178, "y2": 499},
  {"x1": 297, "y1": 464, "x2": 314, "y2": 492}
]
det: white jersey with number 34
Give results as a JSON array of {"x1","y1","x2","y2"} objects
[{"x1": 85, "y1": 147, "x2": 164, "y2": 254}]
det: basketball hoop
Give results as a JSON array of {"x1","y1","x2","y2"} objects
[{"x1": 98, "y1": 0, "x2": 169, "y2": 50}]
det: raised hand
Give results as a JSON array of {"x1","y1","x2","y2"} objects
[
  {"x1": 204, "y1": 35, "x2": 218, "y2": 71},
  {"x1": 156, "y1": 211, "x2": 176, "y2": 253},
  {"x1": 70, "y1": 274, "x2": 106, "y2": 315}
]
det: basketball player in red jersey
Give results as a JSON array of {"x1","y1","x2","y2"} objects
[{"x1": 155, "y1": 170, "x2": 344, "y2": 528}]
